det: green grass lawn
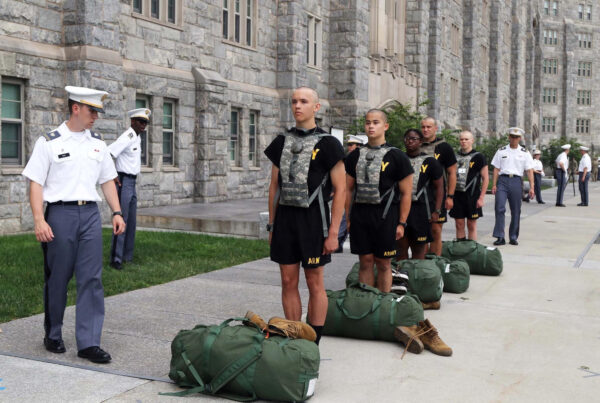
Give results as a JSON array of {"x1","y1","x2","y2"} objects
[{"x1": 0, "y1": 230, "x2": 269, "y2": 323}]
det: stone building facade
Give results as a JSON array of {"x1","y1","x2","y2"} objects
[{"x1": 0, "y1": 0, "x2": 598, "y2": 234}]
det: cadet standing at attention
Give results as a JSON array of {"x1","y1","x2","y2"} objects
[
  {"x1": 554, "y1": 144, "x2": 570, "y2": 207},
  {"x1": 420, "y1": 117, "x2": 457, "y2": 255},
  {"x1": 264, "y1": 87, "x2": 346, "y2": 345},
  {"x1": 344, "y1": 109, "x2": 413, "y2": 292},
  {"x1": 491, "y1": 127, "x2": 534, "y2": 246},
  {"x1": 108, "y1": 108, "x2": 151, "y2": 270},
  {"x1": 578, "y1": 145, "x2": 591, "y2": 206},
  {"x1": 22, "y1": 86, "x2": 125, "y2": 363},
  {"x1": 449, "y1": 130, "x2": 489, "y2": 241}
]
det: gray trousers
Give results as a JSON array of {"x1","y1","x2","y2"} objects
[
  {"x1": 43, "y1": 203, "x2": 104, "y2": 350},
  {"x1": 579, "y1": 172, "x2": 590, "y2": 205},
  {"x1": 493, "y1": 175, "x2": 522, "y2": 241},
  {"x1": 555, "y1": 169, "x2": 567, "y2": 205},
  {"x1": 534, "y1": 173, "x2": 543, "y2": 202},
  {"x1": 110, "y1": 174, "x2": 137, "y2": 263}
]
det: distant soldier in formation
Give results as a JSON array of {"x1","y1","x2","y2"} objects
[
  {"x1": 531, "y1": 149, "x2": 545, "y2": 204},
  {"x1": 578, "y1": 146, "x2": 591, "y2": 206},
  {"x1": 554, "y1": 144, "x2": 570, "y2": 207}
]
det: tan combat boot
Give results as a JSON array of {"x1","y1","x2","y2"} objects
[
  {"x1": 421, "y1": 300, "x2": 441, "y2": 310},
  {"x1": 268, "y1": 317, "x2": 317, "y2": 342},
  {"x1": 243, "y1": 311, "x2": 268, "y2": 332},
  {"x1": 393, "y1": 325, "x2": 424, "y2": 357},
  {"x1": 417, "y1": 318, "x2": 452, "y2": 356}
]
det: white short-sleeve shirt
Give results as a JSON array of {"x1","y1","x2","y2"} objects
[
  {"x1": 22, "y1": 122, "x2": 117, "y2": 202},
  {"x1": 491, "y1": 144, "x2": 534, "y2": 176},
  {"x1": 532, "y1": 159, "x2": 544, "y2": 176},
  {"x1": 555, "y1": 152, "x2": 568, "y2": 171},
  {"x1": 108, "y1": 127, "x2": 141, "y2": 175},
  {"x1": 579, "y1": 153, "x2": 591, "y2": 172}
]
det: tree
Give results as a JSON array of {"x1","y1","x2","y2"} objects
[{"x1": 541, "y1": 137, "x2": 583, "y2": 171}]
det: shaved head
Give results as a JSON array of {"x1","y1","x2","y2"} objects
[
  {"x1": 293, "y1": 87, "x2": 319, "y2": 103},
  {"x1": 421, "y1": 116, "x2": 437, "y2": 126},
  {"x1": 459, "y1": 130, "x2": 473, "y2": 140},
  {"x1": 365, "y1": 108, "x2": 388, "y2": 123}
]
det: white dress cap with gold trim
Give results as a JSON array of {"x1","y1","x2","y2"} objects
[
  {"x1": 65, "y1": 86, "x2": 108, "y2": 113},
  {"x1": 127, "y1": 108, "x2": 152, "y2": 121},
  {"x1": 561, "y1": 144, "x2": 571, "y2": 150},
  {"x1": 580, "y1": 145, "x2": 589, "y2": 151},
  {"x1": 347, "y1": 134, "x2": 367, "y2": 145},
  {"x1": 533, "y1": 149, "x2": 541, "y2": 155},
  {"x1": 507, "y1": 127, "x2": 525, "y2": 137}
]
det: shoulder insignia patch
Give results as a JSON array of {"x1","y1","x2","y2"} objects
[
  {"x1": 521, "y1": 147, "x2": 527, "y2": 152},
  {"x1": 128, "y1": 132, "x2": 134, "y2": 139},
  {"x1": 500, "y1": 146, "x2": 507, "y2": 150},
  {"x1": 42, "y1": 130, "x2": 61, "y2": 141},
  {"x1": 89, "y1": 131, "x2": 103, "y2": 140}
]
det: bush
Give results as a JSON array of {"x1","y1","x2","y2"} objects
[{"x1": 541, "y1": 137, "x2": 583, "y2": 172}]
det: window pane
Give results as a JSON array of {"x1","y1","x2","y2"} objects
[
  {"x1": 140, "y1": 131, "x2": 147, "y2": 165},
  {"x1": 230, "y1": 110, "x2": 238, "y2": 162},
  {"x1": 151, "y1": 0, "x2": 159, "y2": 18},
  {"x1": 133, "y1": 0, "x2": 142, "y2": 13},
  {"x1": 1, "y1": 122, "x2": 20, "y2": 159},
  {"x1": 2, "y1": 83, "x2": 21, "y2": 119},
  {"x1": 136, "y1": 98, "x2": 147, "y2": 108},
  {"x1": 246, "y1": 19, "x2": 251, "y2": 46},
  {"x1": 162, "y1": 132, "x2": 172, "y2": 164},
  {"x1": 163, "y1": 103, "x2": 173, "y2": 128},
  {"x1": 168, "y1": 0, "x2": 175, "y2": 23},
  {"x1": 223, "y1": 10, "x2": 229, "y2": 38}
]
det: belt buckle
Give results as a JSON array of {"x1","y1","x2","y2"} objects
[{"x1": 78, "y1": 200, "x2": 86, "y2": 206}]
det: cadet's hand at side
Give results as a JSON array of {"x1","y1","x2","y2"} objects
[
  {"x1": 34, "y1": 218, "x2": 54, "y2": 242},
  {"x1": 395, "y1": 224, "x2": 404, "y2": 240},
  {"x1": 528, "y1": 188, "x2": 535, "y2": 200},
  {"x1": 112, "y1": 215, "x2": 126, "y2": 235},
  {"x1": 322, "y1": 235, "x2": 339, "y2": 255}
]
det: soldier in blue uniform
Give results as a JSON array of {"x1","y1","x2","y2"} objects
[
  {"x1": 554, "y1": 144, "x2": 570, "y2": 207},
  {"x1": 491, "y1": 127, "x2": 535, "y2": 246},
  {"x1": 22, "y1": 86, "x2": 125, "y2": 363}
]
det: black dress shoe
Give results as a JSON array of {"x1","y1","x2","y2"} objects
[
  {"x1": 110, "y1": 261, "x2": 122, "y2": 270},
  {"x1": 44, "y1": 337, "x2": 66, "y2": 353},
  {"x1": 555, "y1": 204, "x2": 566, "y2": 207},
  {"x1": 537, "y1": 201, "x2": 545, "y2": 204},
  {"x1": 78, "y1": 346, "x2": 111, "y2": 363},
  {"x1": 493, "y1": 238, "x2": 506, "y2": 246},
  {"x1": 509, "y1": 239, "x2": 519, "y2": 245},
  {"x1": 577, "y1": 203, "x2": 588, "y2": 206}
]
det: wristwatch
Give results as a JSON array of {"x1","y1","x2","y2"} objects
[
  {"x1": 112, "y1": 211, "x2": 123, "y2": 217},
  {"x1": 266, "y1": 223, "x2": 273, "y2": 232},
  {"x1": 398, "y1": 221, "x2": 407, "y2": 228},
  {"x1": 446, "y1": 194, "x2": 454, "y2": 199}
]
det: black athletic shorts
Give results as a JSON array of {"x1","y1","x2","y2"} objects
[
  {"x1": 270, "y1": 204, "x2": 331, "y2": 269},
  {"x1": 432, "y1": 206, "x2": 447, "y2": 224},
  {"x1": 406, "y1": 203, "x2": 432, "y2": 244},
  {"x1": 449, "y1": 191, "x2": 483, "y2": 220},
  {"x1": 349, "y1": 203, "x2": 399, "y2": 259}
]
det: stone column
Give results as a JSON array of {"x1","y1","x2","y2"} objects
[{"x1": 405, "y1": 0, "x2": 431, "y2": 111}]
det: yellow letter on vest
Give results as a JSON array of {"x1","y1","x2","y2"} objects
[
  {"x1": 434, "y1": 153, "x2": 440, "y2": 160},
  {"x1": 312, "y1": 149, "x2": 320, "y2": 160},
  {"x1": 470, "y1": 161, "x2": 475, "y2": 168},
  {"x1": 421, "y1": 164, "x2": 428, "y2": 173},
  {"x1": 381, "y1": 161, "x2": 390, "y2": 172}
]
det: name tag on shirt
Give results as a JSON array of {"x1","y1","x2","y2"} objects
[
  {"x1": 458, "y1": 167, "x2": 467, "y2": 174},
  {"x1": 58, "y1": 153, "x2": 70, "y2": 159},
  {"x1": 502, "y1": 156, "x2": 508, "y2": 158}
]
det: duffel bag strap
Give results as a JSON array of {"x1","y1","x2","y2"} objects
[
  {"x1": 336, "y1": 292, "x2": 383, "y2": 320},
  {"x1": 446, "y1": 240, "x2": 477, "y2": 256},
  {"x1": 159, "y1": 351, "x2": 208, "y2": 397}
]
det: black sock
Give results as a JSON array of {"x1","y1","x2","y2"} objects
[
  {"x1": 309, "y1": 324, "x2": 324, "y2": 345},
  {"x1": 457, "y1": 237, "x2": 467, "y2": 241}
]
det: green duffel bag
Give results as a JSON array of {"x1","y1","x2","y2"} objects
[
  {"x1": 165, "y1": 318, "x2": 320, "y2": 402},
  {"x1": 396, "y1": 259, "x2": 444, "y2": 303},
  {"x1": 425, "y1": 253, "x2": 470, "y2": 293},
  {"x1": 345, "y1": 262, "x2": 378, "y2": 287},
  {"x1": 323, "y1": 282, "x2": 424, "y2": 341},
  {"x1": 441, "y1": 240, "x2": 503, "y2": 276}
]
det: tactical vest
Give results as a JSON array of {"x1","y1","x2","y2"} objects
[
  {"x1": 455, "y1": 152, "x2": 481, "y2": 195},
  {"x1": 421, "y1": 137, "x2": 447, "y2": 189},
  {"x1": 276, "y1": 131, "x2": 330, "y2": 237},
  {"x1": 354, "y1": 145, "x2": 397, "y2": 219},
  {"x1": 409, "y1": 155, "x2": 432, "y2": 218}
]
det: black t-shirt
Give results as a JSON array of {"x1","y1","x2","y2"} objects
[
  {"x1": 423, "y1": 137, "x2": 457, "y2": 169},
  {"x1": 409, "y1": 153, "x2": 443, "y2": 206},
  {"x1": 264, "y1": 128, "x2": 345, "y2": 201},
  {"x1": 456, "y1": 149, "x2": 487, "y2": 191},
  {"x1": 345, "y1": 145, "x2": 413, "y2": 204}
]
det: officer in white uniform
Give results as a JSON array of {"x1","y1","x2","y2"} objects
[
  {"x1": 22, "y1": 86, "x2": 125, "y2": 363},
  {"x1": 491, "y1": 127, "x2": 534, "y2": 245},
  {"x1": 554, "y1": 144, "x2": 570, "y2": 207},
  {"x1": 108, "y1": 108, "x2": 151, "y2": 269},
  {"x1": 578, "y1": 146, "x2": 592, "y2": 206},
  {"x1": 532, "y1": 149, "x2": 545, "y2": 204}
]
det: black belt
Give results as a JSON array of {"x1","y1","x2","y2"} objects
[
  {"x1": 118, "y1": 172, "x2": 137, "y2": 179},
  {"x1": 500, "y1": 174, "x2": 520, "y2": 178},
  {"x1": 47, "y1": 201, "x2": 96, "y2": 206}
]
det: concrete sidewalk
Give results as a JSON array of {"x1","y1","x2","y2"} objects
[{"x1": 1, "y1": 183, "x2": 599, "y2": 402}]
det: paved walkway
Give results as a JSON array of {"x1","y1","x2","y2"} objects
[{"x1": 1, "y1": 183, "x2": 599, "y2": 402}]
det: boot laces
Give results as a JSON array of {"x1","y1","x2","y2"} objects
[{"x1": 400, "y1": 326, "x2": 432, "y2": 360}]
